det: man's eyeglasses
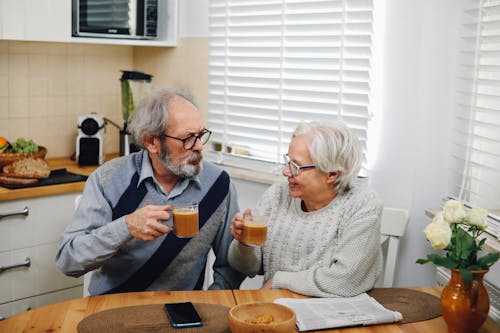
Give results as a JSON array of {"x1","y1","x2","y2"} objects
[
  {"x1": 159, "y1": 129, "x2": 212, "y2": 150},
  {"x1": 283, "y1": 153, "x2": 316, "y2": 177}
]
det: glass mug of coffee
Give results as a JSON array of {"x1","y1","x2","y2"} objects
[
  {"x1": 241, "y1": 214, "x2": 267, "y2": 246},
  {"x1": 172, "y1": 203, "x2": 199, "y2": 238}
]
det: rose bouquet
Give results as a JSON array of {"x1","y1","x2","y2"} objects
[{"x1": 417, "y1": 199, "x2": 499, "y2": 284}]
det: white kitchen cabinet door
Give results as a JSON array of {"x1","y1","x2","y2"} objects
[
  {"x1": 1, "y1": 0, "x2": 70, "y2": 42},
  {"x1": 0, "y1": 244, "x2": 82, "y2": 304},
  {"x1": 25, "y1": 0, "x2": 71, "y2": 42},
  {"x1": 0, "y1": 193, "x2": 79, "y2": 253},
  {"x1": 0, "y1": 0, "x2": 3, "y2": 37},
  {"x1": 1, "y1": 0, "x2": 27, "y2": 40},
  {"x1": 0, "y1": 192, "x2": 82, "y2": 314},
  {"x1": 0, "y1": 285, "x2": 82, "y2": 320}
]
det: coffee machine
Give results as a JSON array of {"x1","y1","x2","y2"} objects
[{"x1": 76, "y1": 113, "x2": 105, "y2": 166}]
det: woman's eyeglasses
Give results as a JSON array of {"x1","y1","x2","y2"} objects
[
  {"x1": 159, "y1": 129, "x2": 212, "y2": 150},
  {"x1": 283, "y1": 153, "x2": 316, "y2": 177}
]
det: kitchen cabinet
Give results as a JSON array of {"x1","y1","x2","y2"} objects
[
  {"x1": 0, "y1": 0, "x2": 69, "y2": 43},
  {"x1": 0, "y1": 286, "x2": 82, "y2": 320},
  {"x1": 0, "y1": 0, "x2": 177, "y2": 47},
  {"x1": 0, "y1": 193, "x2": 83, "y2": 319}
]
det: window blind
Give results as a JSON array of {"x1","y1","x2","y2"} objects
[
  {"x1": 207, "y1": 0, "x2": 374, "y2": 175},
  {"x1": 451, "y1": 0, "x2": 500, "y2": 238}
]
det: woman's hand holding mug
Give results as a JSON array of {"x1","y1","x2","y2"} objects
[
  {"x1": 230, "y1": 208, "x2": 252, "y2": 242},
  {"x1": 231, "y1": 209, "x2": 267, "y2": 246}
]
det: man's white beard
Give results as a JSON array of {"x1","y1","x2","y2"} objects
[{"x1": 159, "y1": 143, "x2": 202, "y2": 178}]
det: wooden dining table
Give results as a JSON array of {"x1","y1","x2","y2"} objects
[{"x1": 0, "y1": 287, "x2": 498, "y2": 333}]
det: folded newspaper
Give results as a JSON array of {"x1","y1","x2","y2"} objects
[{"x1": 274, "y1": 293, "x2": 403, "y2": 331}]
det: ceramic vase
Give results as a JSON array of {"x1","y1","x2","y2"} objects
[{"x1": 440, "y1": 269, "x2": 490, "y2": 333}]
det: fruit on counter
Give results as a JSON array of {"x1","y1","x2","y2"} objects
[
  {"x1": 0, "y1": 137, "x2": 40, "y2": 154},
  {"x1": 10, "y1": 137, "x2": 39, "y2": 154},
  {"x1": 0, "y1": 136, "x2": 9, "y2": 153}
]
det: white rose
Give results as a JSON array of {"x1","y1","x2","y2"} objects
[
  {"x1": 424, "y1": 220, "x2": 452, "y2": 250},
  {"x1": 443, "y1": 200, "x2": 466, "y2": 224},
  {"x1": 467, "y1": 207, "x2": 488, "y2": 230},
  {"x1": 432, "y1": 211, "x2": 445, "y2": 224}
]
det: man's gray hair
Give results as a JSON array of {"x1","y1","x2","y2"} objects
[
  {"x1": 128, "y1": 87, "x2": 198, "y2": 148},
  {"x1": 293, "y1": 121, "x2": 362, "y2": 193}
]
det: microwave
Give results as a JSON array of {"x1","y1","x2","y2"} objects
[{"x1": 72, "y1": 0, "x2": 159, "y2": 40}]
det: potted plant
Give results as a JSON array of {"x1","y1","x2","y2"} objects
[{"x1": 417, "y1": 199, "x2": 499, "y2": 333}]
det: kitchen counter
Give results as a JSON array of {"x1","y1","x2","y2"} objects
[
  {"x1": 0, "y1": 155, "x2": 117, "y2": 202},
  {"x1": 0, "y1": 153, "x2": 274, "y2": 202}
]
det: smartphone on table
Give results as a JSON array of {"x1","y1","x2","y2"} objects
[{"x1": 164, "y1": 302, "x2": 203, "y2": 328}]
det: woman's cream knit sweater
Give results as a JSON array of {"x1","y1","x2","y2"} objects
[{"x1": 228, "y1": 181, "x2": 383, "y2": 297}]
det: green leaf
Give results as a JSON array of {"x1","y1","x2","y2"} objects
[
  {"x1": 477, "y1": 252, "x2": 500, "y2": 268},
  {"x1": 417, "y1": 254, "x2": 458, "y2": 269},
  {"x1": 477, "y1": 238, "x2": 486, "y2": 248},
  {"x1": 459, "y1": 268, "x2": 473, "y2": 285},
  {"x1": 416, "y1": 258, "x2": 430, "y2": 264},
  {"x1": 455, "y1": 227, "x2": 476, "y2": 260}
]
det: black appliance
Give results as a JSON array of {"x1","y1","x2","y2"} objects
[{"x1": 72, "y1": 0, "x2": 159, "y2": 40}]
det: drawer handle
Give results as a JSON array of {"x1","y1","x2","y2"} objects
[
  {"x1": 0, "y1": 206, "x2": 29, "y2": 220},
  {"x1": 0, "y1": 257, "x2": 31, "y2": 274}
]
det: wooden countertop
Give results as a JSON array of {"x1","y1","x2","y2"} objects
[
  {"x1": 0, "y1": 155, "x2": 117, "y2": 202},
  {"x1": 0, "y1": 287, "x2": 498, "y2": 333}
]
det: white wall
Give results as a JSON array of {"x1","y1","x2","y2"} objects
[
  {"x1": 182, "y1": 0, "x2": 467, "y2": 287},
  {"x1": 369, "y1": 0, "x2": 463, "y2": 286}
]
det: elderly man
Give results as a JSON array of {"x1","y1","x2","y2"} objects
[{"x1": 56, "y1": 88, "x2": 245, "y2": 295}]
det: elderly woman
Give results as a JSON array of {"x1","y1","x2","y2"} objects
[{"x1": 228, "y1": 121, "x2": 383, "y2": 297}]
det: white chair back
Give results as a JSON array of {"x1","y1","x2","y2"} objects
[{"x1": 379, "y1": 207, "x2": 409, "y2": 287}]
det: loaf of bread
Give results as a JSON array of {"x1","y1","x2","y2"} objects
[
  {"x1": 0, "y1": 174, "x2": 39, "y2": 185},
  {"x1": 2, "y1": 158, "x2": 50, "y2": 179}
]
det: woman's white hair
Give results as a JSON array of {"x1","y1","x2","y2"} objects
[
  {"x1": 128, "y1": 87, "x2": 198, "y2": 148},
  {"x1": 293, "y1": 121, "x2": 362, "y2": 193}
]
